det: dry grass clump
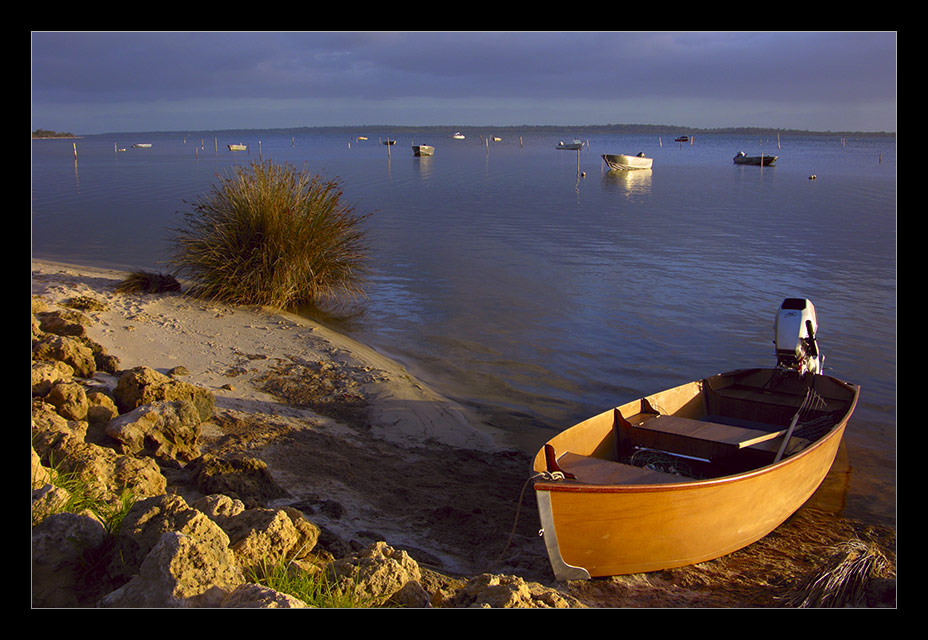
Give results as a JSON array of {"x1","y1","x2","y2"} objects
[
  {"x1": 784, "y1": 537, "x2": 894, "y2": 607},
  {"x1": 170, "y1": 159, "x2": 369, "y2": 310},
  {"x1": 115, "y1": 271, "x2": 181, "y2": 294}
]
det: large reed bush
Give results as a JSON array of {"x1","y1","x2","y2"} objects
[{"x1": 171, "y1": 160, "x2": 368, "y2": 309}]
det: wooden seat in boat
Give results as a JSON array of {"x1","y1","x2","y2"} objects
[
  {"x1": 617, "y1": 413, "x2": 809, "y2": 463},
  {"x1": 555, "y1": 452, "x2": 683, "y2": 485}
]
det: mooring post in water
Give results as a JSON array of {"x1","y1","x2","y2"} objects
[{"x1": 73, "y1": 143, "x2": 77, "y2": 159}]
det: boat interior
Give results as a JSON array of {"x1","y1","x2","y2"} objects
[{"x1": 542, "y1": 369, "x2": 856, "y2": 485}]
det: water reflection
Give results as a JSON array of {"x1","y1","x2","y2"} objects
[{"x1": 601, "y1": 168, "x2": 653, "y2": 196}]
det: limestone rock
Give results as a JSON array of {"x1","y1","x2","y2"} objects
[
  {"x1": 32, "y1": 398, "x2": 88, "y2": 440},
  {"x1": 450, "y1": 573, "x2": 584, "y2": 608},
  {"x1": 45, "y1": 381, "x2": 89, "y2": 421},
  {"x1": 33, "y1": 334, "x2": 97, "y2": 378},
  {"x1": 31, "y1": 447, "x2": 53, "y2": 489},
  {"x1": 32, "y1": 426, "x2": 167, "y2": 506},
  {"x1": 86, "y1": 391, "x2": 119, "y2": 425},
  {"x1": 222, "y1": 506, "x2": 320, "y2": 570},
  {"x1": 192, "y1": 494, "x2": 246, "y2": 527},
  {"x1": 325, "y1": 541, "x2": 422, "y2": 606},
  {"x1": 108, "y1": 494, "x2": 230, "y2": 582},
  {"x1": 105, "y1": 399, "x2": 203, "y2": 463},
  {"x1": 221, "y1": 582, "x2": 308, "y2": 608},
  {"x1": 188, "y1": 453, "x2": 289, "y2": 507},
  {"x1": 32, "y1": 513, "x2": 108, "y2": 607},
  {"x1": 113, "y1": 366, "x2": 215, "y2": 421},
  {"x1": 101, "y1": 530, "x2": 244, "y2": 608},
  {"x1": 32, "y1": 360, "x2": 74, "y2": 396},
  {"x1": 35, "y1": 308, "x2": 91, "y2": 337}
]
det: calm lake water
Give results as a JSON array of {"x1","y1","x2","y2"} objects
[{"x1": 32, "y1": 128, "x2": 896, "y2": 526}]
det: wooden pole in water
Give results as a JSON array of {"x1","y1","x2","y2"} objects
[{"x1": 73, "y1": 143, "x2": 77, "y2": 159}]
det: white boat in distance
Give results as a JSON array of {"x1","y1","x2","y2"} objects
[
  {"x1": 132, "y1": 143, "x2": 152, "y2": 149},
  {"x1": 451, "y1": 132, "x2": 466, "y2": 139},
  {"x1": 227, "y1": 144, "x2": 247, "y2": 151},
  {"x1": 602, "y1": 153, "x2": 653, "y2": 171},
  {"x1": 556, "y1": 140, "x2": 584, "y2": 150}
]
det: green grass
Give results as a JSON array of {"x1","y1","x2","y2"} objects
[
  {"x1": 171, "y1": 159, "x2": 369, "y2": 310},
  {"x1": 247, "y1": 557, "x2": 380, "y2": 608},
  {"x1": 32, "y1": 450, "x2": 137, "y2": 533}
]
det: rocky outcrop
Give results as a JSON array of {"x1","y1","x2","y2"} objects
[{"x1": 31, "y1": 293, "x2": 580, "y2": 608}]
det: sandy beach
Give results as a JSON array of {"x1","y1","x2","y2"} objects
[
  {"x1": 31, "y1": 259, "x2": 896, "y2": 606},
  {"x1": 31, "y1": 258, "x2": 552, "y2": 580}
]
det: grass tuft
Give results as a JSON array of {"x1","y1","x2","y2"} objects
[
  {"x1": 784, "y1": 537, "x2": 894, "y2": 607},
  {"x1": 170, "y1": 159, "x2": 369, "y2": 310},
  {"x1": 247, "y1": 557, "x2": 379, "y2": 608},
  {"x1": 115, "y1": 270, "x2": 181, "y2": 294}
]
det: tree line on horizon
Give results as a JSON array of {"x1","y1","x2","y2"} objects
[{"x1": 32, "y1": 129, "x2": 76, "y2": 139}]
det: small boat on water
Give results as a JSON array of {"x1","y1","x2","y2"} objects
[
  {"x1": 674, "y1": 135, "x2": 689, "y2": 142},
  {"x1": 733, "y1": 151, "x2": 777, "y2": 166},
  {"x1": 533, "y1": 298, "x2": 859, "y2": 580},
  {"x1": 556, "y1": 140, "x2": 584, "y2": 150},
  {"x1": 132, "y1": 143, "x2": 152, "y2": 149},
  {"x1": 412, "y1": 144, "x2": 434, "y2": 157},
  {"x1": 602, "y1": 153, "x2": 653, "y2": 171},
  {"x1": 227, "y1": 144, "x2": 247, "y2": 151},
  {"x1": 356, "y1": 136, "x2": 368, "y2": 141},
  {"x1": 382, "y1": 139, "x2": 396, "y2": 146},
  {"x1": 451, "y1": 132, "x2": 466, "y2": 140}
]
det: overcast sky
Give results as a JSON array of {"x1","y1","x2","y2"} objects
[{"x1": 31, "y1": 31, "x2": 897, "y2": 135}]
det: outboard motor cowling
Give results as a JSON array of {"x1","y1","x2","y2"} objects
[{"x1": 774, "y1": 298, "x2": 823, "y2": 375}]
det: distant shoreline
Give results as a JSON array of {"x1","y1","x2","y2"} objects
[{"x1": 54, "y1": 124, "x2": 896, "y2": 139}]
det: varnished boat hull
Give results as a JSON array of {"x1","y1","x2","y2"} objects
[{"x1": 532, "y1": 368, "x2": 859, "y2": 579}]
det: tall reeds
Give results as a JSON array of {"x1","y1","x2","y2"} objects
[{"x1": 171, "y1": 159, "x2": 369, "y2": 310}]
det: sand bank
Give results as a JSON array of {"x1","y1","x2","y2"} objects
[{"x1": 31, "y1": 259, "x2": 547, "y2": 578}]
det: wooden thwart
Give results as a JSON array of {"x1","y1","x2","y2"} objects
[
  {"x1": 617, "y1": 412, "x2": 807, "y2": 462},
  {"x1": 556, "y1": 452, "x2": 682, "y2": 485}
]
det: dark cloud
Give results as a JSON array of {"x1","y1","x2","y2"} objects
[{"x1": 31, "y1": 31, "x2": 896, "y2": 133}]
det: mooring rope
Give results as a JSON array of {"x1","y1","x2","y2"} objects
[{"x1": 488, "y1": 470, "x2": 565, "y2": 572}]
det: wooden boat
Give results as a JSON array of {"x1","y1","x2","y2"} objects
[
  {"x1": 602, "y1": 153, "x2": 653, "y2": 171},
  {"x1": 674, "y1": 135, "x2": 689, "y2": 142},
  {"x1": 132, "y1": 143, "x2": 152, "y2": 148},
  {"x1": 734, "y1": 151, "x2": 777, "y2": 166},
  {"x1": 382, "y1": 139, "x2": 396, "y2": 146},
  {"x1": 356, "y1": 136, "x2": 368, "y2": 141},
  {"x1": 532, "y1": 299, "x2": 858, "y2": 580},
  {"x1": 556, "y1": 140, "x2": 584, "y2": 150},
  {"x1": 412, "y1": 144, "x2": 434, "y2": 157},
  {"x1": 227, "y1": 144, "x2": 247, "y2": 151}
]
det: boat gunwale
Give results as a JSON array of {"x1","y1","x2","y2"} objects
[{"x1": 533, "y1": 370, "x2": 859, "y2": 494}]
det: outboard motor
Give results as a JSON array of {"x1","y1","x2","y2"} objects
[{"x1": 774, "y1": 298, "x2": 823, "y2": 375}]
